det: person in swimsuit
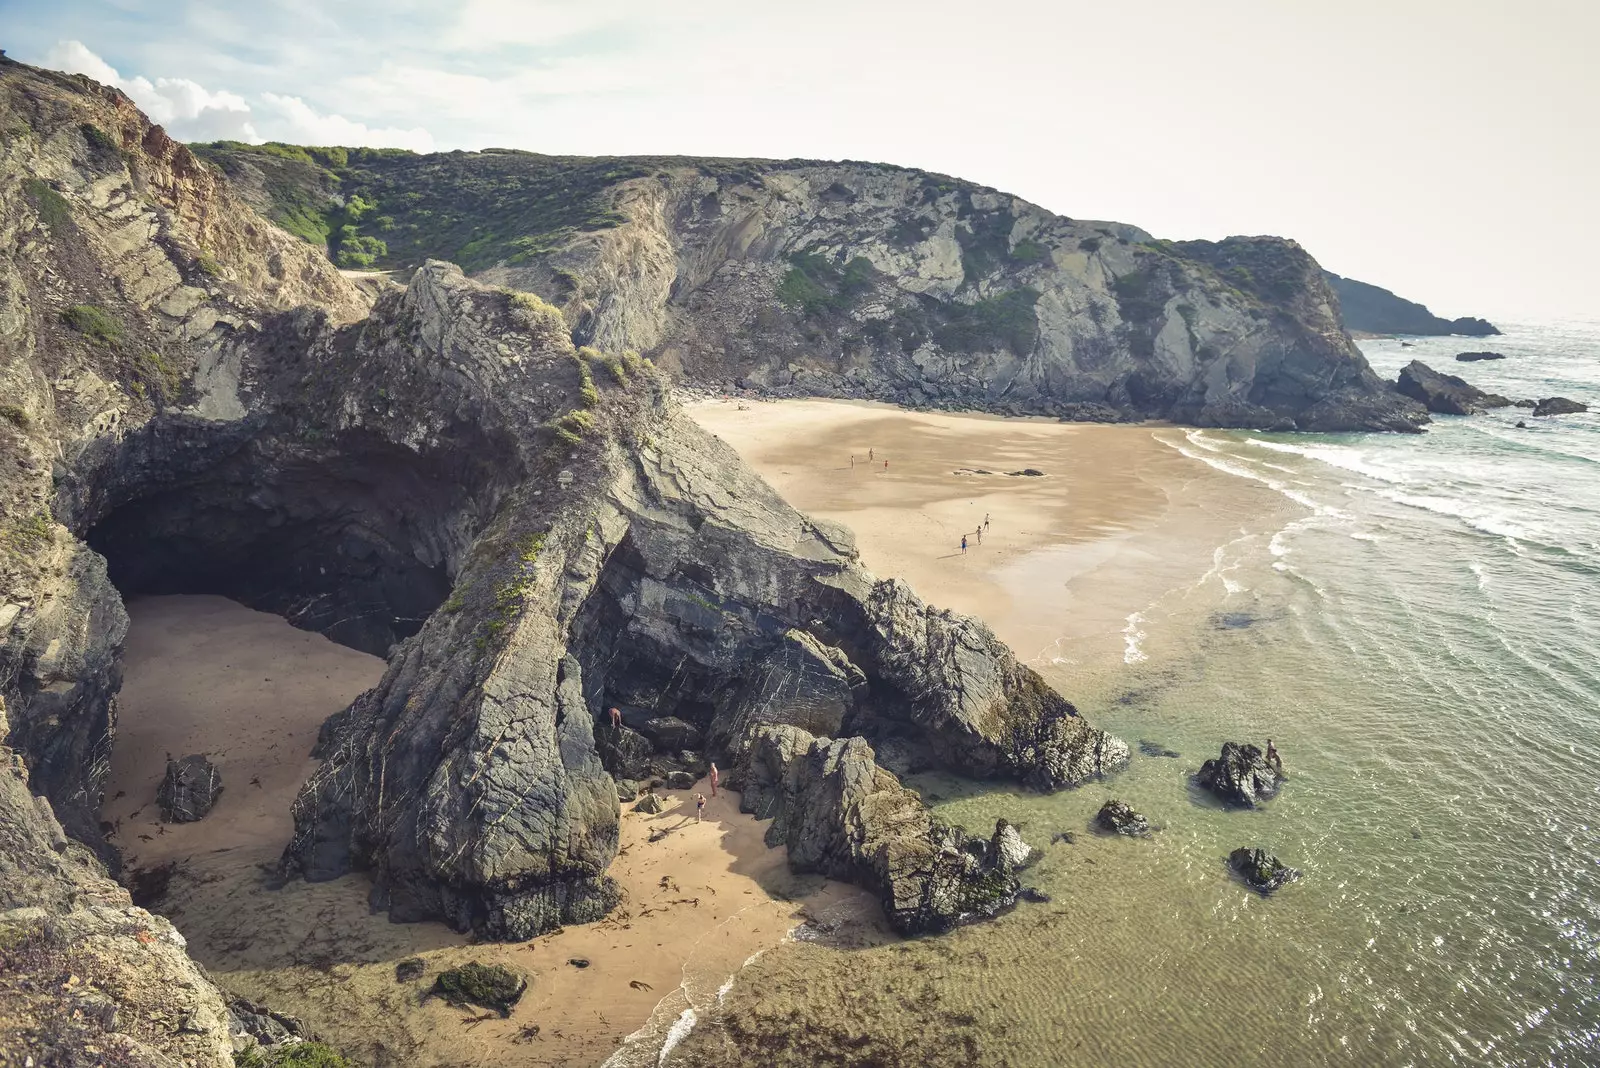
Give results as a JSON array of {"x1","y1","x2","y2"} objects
[{"x1": 695, "y1": 793, "x2": 707, "y2": 821}]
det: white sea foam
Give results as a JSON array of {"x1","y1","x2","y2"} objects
[
  {"x1": 1121, "y1": 612, "x2": 1148, "y2": 664},
  {"x1": 658, "y1": 1009, "x2": 697, "y2": 1066},
  {"x1": 1245, "y1": 437, "x2": 1409, "y2": 485}
]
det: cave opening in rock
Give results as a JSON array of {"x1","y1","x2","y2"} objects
[{"x1": 83, "y1": 426, "x2": 490, "y2": 657}]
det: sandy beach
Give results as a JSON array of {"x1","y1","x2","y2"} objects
[
  {"x1": 687, "y1": 398, "x2": 1293, "y2": 689},
  {"x1": 106, "y1": 596, "x2": 871, "y2": 1068}
]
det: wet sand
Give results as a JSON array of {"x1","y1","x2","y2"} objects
[{"x1": 107, "y1": 596, "x2": 869, "y2": 1068}]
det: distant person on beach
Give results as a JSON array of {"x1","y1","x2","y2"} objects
[
  {"x1": 985, "y1": 513, "x2": 990, "y2": 530},
  {"x1": 609, "y1": 706, "x2": 622, "y2": 730},
  {"x1": 850, "y1": 455, "x2": 855, "y2": 468},
  {"x1": 961, "y1": 535, "x2": 968, "y2": 554},
  {"x1": 884, "y1": 460, "x2": 889, "y2": 469},
  {"x1": 975, "y1": 526, "x2": 982, "y2": 545},
  {"x1": 709, "y1": 762, "x2": 720, "y2": 797},
  {"x1": 695, "y1": 793, "x2": 707, "y2": 821},
  {"x1": 869, "y1": 448, "x2": 874, "y2": 461}
]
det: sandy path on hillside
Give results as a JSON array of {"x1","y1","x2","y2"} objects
[{"x1": 106, "y1": 596, "x2": 871, "y2": 1068}]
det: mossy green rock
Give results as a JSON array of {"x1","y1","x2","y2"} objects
[{"x1": 432, "y1": 962, "x2": 528, "y2": 1017}]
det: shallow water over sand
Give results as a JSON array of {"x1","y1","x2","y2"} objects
[{"x1": 681, "y1": 328, "x2": 1600, "y2": 1066}]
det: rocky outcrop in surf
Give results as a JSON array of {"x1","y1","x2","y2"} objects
[
  {"x1": 1197, "y1": 742, "x2": 1284, "y2": 807},
  {"x1": 1396, "y1": 360, "x2": 1512, "y2": 415},
  {"x1": 1532, "y1": 397, "x2": 1588, "y2": 417},
  {"x1": 1228, "y1": 846, "x2": 1300, "y2": 894}
]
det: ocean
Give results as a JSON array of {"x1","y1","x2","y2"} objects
[{"x1": 668, "y1": 321, "x2": 1600, "y2": 1066}]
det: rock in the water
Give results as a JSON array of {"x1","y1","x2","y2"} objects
[
  {"x1": 1395, "y1": 360, "x2": 1512, "y2": 415},
  {"x1": 1094, "y1": 799, "x2": 1152, "y2": 836},
  {"x1": 987, "y1": 818, "x2": 1035, "y2": 872},
  {"x1": 157, "y1": 755, "x2": 223, "y2": 823},
  {"x1": 637, "y1": 715, "x2": 703, "y2": 752},
  {"x1": 1455, "y1": 351, "x2": 1506, "y2": 362},
  {"x1": 1138, "y1": 740, "x2": 1181, "y2": 758},
  {"x1": 1018, "y1": 887, "x2": 1051, "y2": 904},
  {"x1": 395, "y1": 957, "x2": 426, "y2": 983},
  {"x1": 1532, "y1": 396, "x2": 1588, "y2": 417},
  {"x1": 1051, "y1": 831, "x2": 1077, "y2": 846},
  {"x1": 1228, "y1": 847, "x2": 1301, "y2": 894},
  {"x1": 431, "y1": 962, "x2": 527, "y2": 1017},
  {"x1": 1196, "y1": 742, "x2": 1284, "y2": 807},
  {"x1": 635, "y1": 792, "x2": 664, "y2": 814}
]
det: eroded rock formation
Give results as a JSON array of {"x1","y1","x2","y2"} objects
[
  {"x1": 1395, "y1": 360, "x2": 1512, "y2": 415},
  {"x1": 1196, "y1": 742, "x2": 1285, "y2": 807}
]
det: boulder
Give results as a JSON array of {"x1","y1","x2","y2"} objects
[
  {"x1": 614, "y1": 778, "x2": 641, "y2": 802},
  {"x1": 738, "y1": 726, "x2": 1026, "y2": 935},
  {"x1": 664, "y1": 770, "x2": 696, "y2": 790},
  {"x1": 1228, "y1": 847, "x2": 1300, "y2": 894},
  {"x1": 394, "y1": 958, "x2": 426, "y2": 983},
  {"x1": 1094, "y1": 799, "x2": 1152, "y2": 836},
  {"x1": 1532, "y1": 396, "x2": 1588, "y2": 417},
  {"x1": 1454, "y1": 351, "x2": 1506, "y2": 362},
  {"x1": 157, "y1": 755, "x2": 223, "y2": 823},
  {"x1": 1394, "y1": 360, "x2": 1511, "y2": 415},
  {"x1": 596, "y1": 725, "x2": 655, "y2": 781},
  {"x1": 635, "y1": 792, "x2": 664, "y2": 814},
  {"x1": 637, "y1": 715, "x2": 703, "y2": 752},
  {"x1": 987, "y1": 818, "x2": 1034, "y2": 871},
  {"x1": 1196, "y1": 742, "x2": 1284, "y2": 807},
  {"x1": 431, "y1": 962, "x2": 527, "y2": 1017}
]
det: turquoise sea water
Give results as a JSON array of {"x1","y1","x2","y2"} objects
[{"x1": 672, "y1": 321, "x2": 1600, "y2": 1067}]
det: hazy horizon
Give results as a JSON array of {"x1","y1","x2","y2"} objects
[{"x1": 4, "y1": 0, "x2": 1595, "y2": 320}]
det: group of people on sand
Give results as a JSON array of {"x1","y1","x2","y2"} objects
[
  {"x1": 961, "y1": 513, "x2": 992, "y2": 554},
  {"x1": 849, "y1": 447, "x2": 887, "y2": 470}
]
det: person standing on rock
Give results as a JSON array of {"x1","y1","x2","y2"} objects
[
  {"x1": 609, "y1": 706, "x2": 622, "y2": 731},
  {"x1": 695, "y1": 793, "x2": 707, "y2": 821},
  {"x1": 709, "y1": 762, "x2": 720, "y2": 798},
  {"x1": 1266, "y1": 739, "x2": 1284, "y2": 777}
]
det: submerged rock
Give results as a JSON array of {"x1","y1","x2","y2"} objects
[
  {"x1": 1455, "y1": 351, "x2": 1506, "y2": 362},
  {"x1": 1196, "y1": 742, "x2": 1284, "y2": 807},
  {"x1": 157, "y1": 755, "x2": 223, "y2": 823},
  {"x1": 1138, "y1": 739, "x2": 1181, "y2": 758},
  {"x1": 1532, "y1": 396, "x2": 1588, "y2": 417},
  {"x1": 1228, "y1": 847, "x2": 1301, "y2": 894},
  {"x1": 431, "y1": 962, "x2": 527, "y2": 1017},
  {"x1": 1094, "y1": 799, "x2": 1152, "y2": 837}
]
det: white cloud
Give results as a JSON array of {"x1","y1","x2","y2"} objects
[{"x1": 40, "y1": 40, "x2": 433, "y2": 151}]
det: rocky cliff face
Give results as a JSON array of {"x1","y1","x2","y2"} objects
[
  {"x1": 198, "y1": 145, "x2": 1428, "y2": 432},
  {"x1": 1324, "y1": 271, "x2": 1499, "y2": 337},
  {"x1": 2, "y1": 58, "x2": 1125, "y2": 1057}
]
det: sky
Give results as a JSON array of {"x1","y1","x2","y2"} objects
[{"x1": 3, "y1": 0, "x2": 1595, "y2": 320}]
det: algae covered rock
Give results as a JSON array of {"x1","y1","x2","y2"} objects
[
  {"x1": 431, "y1": 962, "x2": 527, "y2": 1017},
  {"x1": 1228, "y1": 847, "x2": 1301, "y2": 894},
  {"x1": 1094, "y1": 799, "x2": 1152, "y2": 836},
  {"x1": 1197, "y1": 742, "x2": 1284, "y2": 807}
]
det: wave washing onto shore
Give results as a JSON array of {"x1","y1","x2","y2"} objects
[{"x1": 665, "y1": 320, "x2": 1600, "y2": 1066}]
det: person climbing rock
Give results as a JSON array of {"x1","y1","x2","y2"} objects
[
  {"x1": 1266, "y1": 738, "x2": 1284, "y2": 777},
  {"x1": 609, "y1": 706, "x2": 622, "y2": 731}
]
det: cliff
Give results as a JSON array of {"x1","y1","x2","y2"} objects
[
  {"x1": 193, "y1": 144, "x2": 1428, "y2": 433},
  {"x1": 1, "y1": 54, "x2": 1126, "y2": 1058},
  {"x1": 1324, "y1": 271, "x2": 1499, "y2": 337}
]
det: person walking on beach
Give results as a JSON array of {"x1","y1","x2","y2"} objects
[
  {"x1": 695, "y1": 793, "x2": 707, "y2": 821},
  {"x1": 961, "y1": 535, "x2": 968, "y2": 554},
  {"x1": 709, "y1": 762, "x2": 720, "y2": 798},
  {"x1": 869, "y1": 448, "x2": 874, "y2": 462},
  {"x1": 984, "y1": 513, "x2": 990, "y2": 531},
  {"x1": 608, "y1": 706, "x2": 622, "y2": 731},
  {"x1": 975, "y1": 526, "x2": 982, "y2": 545}
]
